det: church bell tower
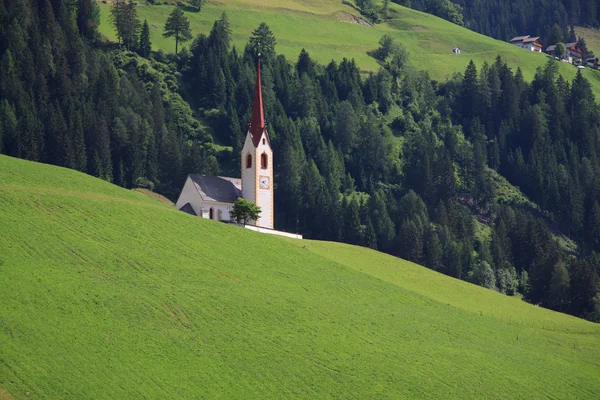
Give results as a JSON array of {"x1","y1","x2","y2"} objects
[{"x1": 241, "y1": 55, "x2": 274, "y2": 229}]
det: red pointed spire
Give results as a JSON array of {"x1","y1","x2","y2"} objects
[{"x1": 249, "y1": 57, "x2": 266, "y2": 146}]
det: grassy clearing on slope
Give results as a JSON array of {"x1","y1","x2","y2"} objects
[
  {"x1": 575, "y1": 26, "x2": 600, "y2": 56},
  {"x1": 99, "y1": 0, "x2": 600, "y2": 96},
  {"x1": 1, "y1": 155, "x2": 599, "y2": 399}
]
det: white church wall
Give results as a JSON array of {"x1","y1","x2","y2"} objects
[
  {"x1": 175, "y1": 177, "x2": 202, "y2": 216},
  {"x1": 254, "y1": 133, "x2": 274, "y2": 229},
  {"x1": 241, "y1": 134, "x2": 256, "y2": 206},
  {"x1": 199, "y1": 201, "x2": 233, "y2": 222}
]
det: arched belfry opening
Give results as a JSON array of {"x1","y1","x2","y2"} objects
[
  {"x1": 261, "y1": 153, "x2": 268, "y2": 169},
  {"x1": 246, "y1": 153, "x2": 252, "y2": 168}
]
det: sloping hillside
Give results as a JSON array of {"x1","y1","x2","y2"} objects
[
  {"x1": 98, "y1": 0, "x2": 600, "y2": 94},
  {"x1": 0, "y1": 155, "x2": 599, "y2": 399}
]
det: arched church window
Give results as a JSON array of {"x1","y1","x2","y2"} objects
[
  {"x1": 209, "y1": 208, "x2": 214, "y2": 220},
  {"x1": 261, "y1": 153, "x2": 268, "y2": 169},
  {"x1": 246, "y1": 154, "x2": 252, "y2": 168}
]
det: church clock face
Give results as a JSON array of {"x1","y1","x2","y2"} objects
[{"x1": 259, "y1": 176, "x2": 270, "y2": 189}]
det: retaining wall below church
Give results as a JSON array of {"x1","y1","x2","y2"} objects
[{"x1": 230, "y1": 223, "x2": 302, "y2": 239}]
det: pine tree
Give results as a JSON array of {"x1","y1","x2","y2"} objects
[
  {"x1": 461, "y1": 60, "x2": 479, "y2": 122},
  {"x1": 76, "y1": 0, "x2": 96, "y2": 40},
  {"x1": 163, "y1": 7, "x2": 192, "y2": 54},
  {"x1": 424, "y1": 227, "x2": 443, "y2": 271},
  {"x1": 569, "y1": 259, "x2": 599, "y2": 317},
  {"x1": 547, "y1": 262, "x2": 570, "y2": 312},
  {"x1": 380, "y1": 0, "x2": 390, "y2": 20},
  {"x1": 208, "y1": 12, "x2": 232, "y2": 54},
  {"x1": 297, "y1": 48, "x2": 314, "y2": 76},
  {"x1": 249, "y1": 23, "x2": 276, "y2": 58},
  {"x1": 139, "y1": 19, "x2": 151, "y2": 58},
  {"x1": 334, "y1": 101, "x2": 359, "y2": 154},
  {"x1": 360, "y1": 203, "x2": 377, "y2": 249},
  {"x1": 397, "y1": 219, "x2": 424, "y2": 263},
  {"x1": 368, "y1": 189, "x2": 395, "y2": 251},
  {"x1": 586, "y1": 201, "x2": 600, "y2": 251},
  {"x1": 189, "y1": 0, "x2": 206, "y2": 12},
  {"x1": 0, "y1": 100, "x2": 16, "y2": 155},
  {"x1": 546, "y1": 24, "x2": 564, "y2": 46},
  {"x1": 110, "y1": 0, "x2": 140, "y2": 50},
  {"x1": 343, "y1": 198, "x2": 362, "y2": 245}
]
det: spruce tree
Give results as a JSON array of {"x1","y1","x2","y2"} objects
[
  {"x1": 297, "y1": 49, "x2": 314, "y2": 76},
  {"x1": 139, "y1": 19, "x2": 151, "y2": 58},
  {"x1": 77, "y1": 0, "x2": 96, "y2": 40},
  {"x1": 250, "y1": 23, "x2": 276, "y2": 58},
  {"x1": 424, "y1": 227, "x2": 443, "y2": 271},
  {"x1": 208, "y1": 12, "x2": 231, "y2": 53},
  {"x1": 343, "y1": 198, "x2": 362, "y2": 246},
  {"x1": 547, "y1": 262, "x2": 570, "y2": 312},
  {"x1": 546, "y1": 24, "x2": 564, "y2": 46},
  {"x1": 110, "y1": 0, "x2": 139, "y2": 50},
  {"x1": 188, "y1": 0, "x2": 206, "y2": 12},
  {"x1": 163, "y1": 7, "x2": 192, "y2": 54},
  {"x1": 461, "y1": 60, "x2": 479, "y2": 122},
  {"x1": 586, "y1": 201, "x2": 600, "y2": 251}
]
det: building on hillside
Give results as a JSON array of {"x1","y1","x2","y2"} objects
[
  {"x1": 586, "y1": 57, "x2": 600, "y2": 69},
  {"x1": 510, "y1": 35, "x2": 543, "y2": 52},
  {"x1": 176, "y1": 175, "x2": 241, "y2": 220},
  {"x1": 546, "y1": 42, "x2": 584, "y2": 63},
  {"x1": 176, "y1": 56, "x2": 275, "y2": 230},
  {"x1": 453, "y1": 47, "x2": 461, "y2": 55}
]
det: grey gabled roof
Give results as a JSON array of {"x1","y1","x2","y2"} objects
[
  {"x1": 179, "y1": 202, "x2": 197, "y2": 216},
  {"x1": 546, "y1": 45, "x2": 556, "y2": 52},
  {"x1": 189, "y1": 174, "x2": 242, "y2": 204},
  {"x1": 510, "y1": 35, "x2": 530, "y2": 42}
]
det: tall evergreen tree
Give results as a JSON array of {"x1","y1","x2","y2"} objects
[
  {"x1": 110, "y1": 0, "x2": 139, "y2": 50},
  {"x1": 249, "y1": 23, "x2": 276, "y2": 58},
  {"x1": 163, "y1": 7, "x2": 192, "y2": 54},
  {"x1": 189, "y1": 0, "x2": 206, "y2": 12},
  {"x1": 77, "y1": 0, "x2": 96, "y2": 40},
  {"x1": 139, "y1": 19, "x2": 151, "y2": 58}
]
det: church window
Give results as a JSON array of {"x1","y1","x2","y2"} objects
[
  {"x1": 261, "y1": 153, "x2": 268, "y2": 169},
  {"x1": 209, "y1": 208, "x2": 214, "y2": 220},
  {"x1": 263, "y1": 138, "x2": 266, "y2": 144},
  {"x1": 246, "y1": 154, "x2": 252, "y2": 168}
]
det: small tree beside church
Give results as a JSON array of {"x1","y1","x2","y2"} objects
[{"x1": 231, "y1": 198, "x2": 261, "y2": 224}]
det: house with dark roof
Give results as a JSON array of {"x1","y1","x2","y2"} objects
[
  {"x1": 546, "y1": 42, "x2": 583, "y2": 63},
  {"x1": 175, "y1": 56, "x2": 275, "y2": 228},
  {"x1": 510, "y1": 35, "x2": 543, "y2": 52},
  {"x1": 586, "y1": 57, "x2": 600, "y2": 69}
]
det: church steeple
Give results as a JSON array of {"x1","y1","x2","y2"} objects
[
  {"x1": 241, "y1": 52, "x2": 274, "y2": 229},
  {"x1": 249, "y1": 56, "x2": 267, "y2": 147}
]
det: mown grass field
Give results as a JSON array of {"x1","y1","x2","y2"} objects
[
  {"x1": 98, "y1": 0, "x2": 600, "y2": 95},
  {"x1": 576, "y1": 26, "x2": 600, "y2": 57},
  {"x1": 1, "y1": 154, "x2": 599, "y2": 399}
]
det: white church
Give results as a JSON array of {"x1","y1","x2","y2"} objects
[{"x1": 176, "y1": 57, "x2": 275, "y2": 230}]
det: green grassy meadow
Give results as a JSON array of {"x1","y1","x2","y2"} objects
[
  {"x1": 576, "y1": 26, "x2": 600, "y2": 56},
  {"x1": 1, "y1": 154, "x2": 600, "y2": 398},
  {"x1": 98, "y1": 0, "x2": 600, "y2": 95}
]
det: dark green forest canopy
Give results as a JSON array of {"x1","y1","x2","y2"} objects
[
  {"x1": 0, "y1": 0, "x2": 599, "y2": 321},
  {"x1": 405, "y1": 0, "x2": 600, "y2": 46}
]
